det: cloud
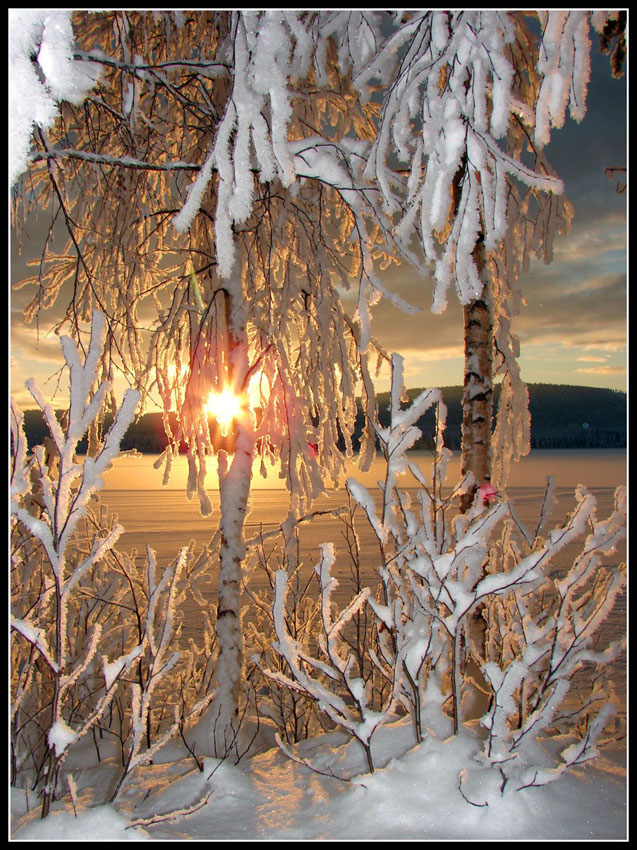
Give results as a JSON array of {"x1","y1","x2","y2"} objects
[
  {"x1": 578, "y1": 341, "x2": 626, "y2": 353},
  {"x1": 575, "y1": 365, "x2": 626, "y2": 376},
  {"x1": 575, "y1": 355, "x2": 610, "y2": 363},
  {"x1": 551, "y1": 216, "x2": 626, "y2": 267},
  {"x1": 11, "y1": 321, "x2": 65, "y2": 367},
  {"x1": 575, "y1": 354, "x2": 608, "y2": 363},
  {"x1": 364, "y1": 213, "x2": 626, "y2": 389},
  {"x1": 515, "y1": 269, "x2": 626, "y2": 351}
]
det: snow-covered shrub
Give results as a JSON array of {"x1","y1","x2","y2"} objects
[
  {"x1": 246, "y1": 505, "x2": 390, "y2": 750},
  {"x1": 109, "y1": 546, "x2": 190, "y2": 799},
  {"x1": 261, "y1": 540, "x2": 399, "y2": 774},
  {"x1": 470, "y1": 484, "x2": 626, "y2": 800},
  {"x1": 245, "y1": 520, "x2": 328, "y2": 746},
  {"x1": 10, "y1": 312, "x2": 142, "y2": 815},
  {"x1": 346, "y1": 354, "x2": 625, "y2": 786},
  {"x1": 77, "y1": 538, "x2": 217, "y2": 794},
  {"x1": 345, "y1": 353, "x2": 486, "y2": 740},
  {"x1": 10, "y1": 311, "x2": 214, "y2": 814}
]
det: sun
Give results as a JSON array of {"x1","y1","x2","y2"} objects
[{"x1": 204, "y1": 387, "x2": 244, "y2": 436}]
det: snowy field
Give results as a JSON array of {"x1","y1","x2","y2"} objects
[{"x1": 11, "y1": 715, "x2": 626, "y2": 840}]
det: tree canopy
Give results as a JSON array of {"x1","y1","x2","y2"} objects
[{"x1": 11, "y1": 10, "x2": 624, "y2": 499}]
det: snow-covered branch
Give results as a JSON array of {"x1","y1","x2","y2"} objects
[
  {"x1": 9, "y1": 10, "x2": 100, "y2": 186},
  {"x1": 28, "y1": 147, "x2": 201, "y2": 172}
]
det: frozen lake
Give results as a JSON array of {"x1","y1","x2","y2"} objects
[{"x1": 99, "y1": 448, "x2": 626, "y2": 566}]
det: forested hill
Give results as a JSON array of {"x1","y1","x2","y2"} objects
[
  {"x1": 375, "y1": 383, "x2": 626, "y2": 450},
  {"x1": 20, "y1": 384, "x2": 626, "y2": 453}
]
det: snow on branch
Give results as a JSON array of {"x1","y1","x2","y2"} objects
[
  {"x1": 344, "y1": 10, "x2": 593, "y2": 315},
  {"x1": 172, "y1": 11, "x2": 303, "y2": 272},
  {"x1": 9, "y1": 10, "x2": 100, "y2": 186},
  {"x1": 534, "y1": 11, "x2": 592, "y2": 147},
  {"x1": 10, "y1": 616, "x2": 59, "y2": 673}
]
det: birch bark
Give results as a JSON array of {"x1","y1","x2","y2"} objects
[
  {"x1": 207, "y1": 419, "x2": 255, "y2": 759},
  {"x1": 460, "y1": 237, "x2": 494, "y2": 513},
  {"x1": 203, "y1": 287, "x2": 256, "y2": 759}
]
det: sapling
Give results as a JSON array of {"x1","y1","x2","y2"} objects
[
  {"x1": 266, "y1": 543, "x2": 398, "y2": 774},
  {"x1": 10, "y1": 311, "x2": 142, "y2": 816}
]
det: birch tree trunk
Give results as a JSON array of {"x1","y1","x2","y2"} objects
[
  {"x1": 459, "y1": 237, "x2": 494, "y2": 513},
  {"x1": 205, "y1": 287, "x2": 256, "y2": 760},
  {"x1": 458, "y1": 238, "x2": 494, "y2": 702},
  {"x1": 208, "y1": 418, "x2": 255, "y2": 759},
  {"x1": 449, "y1": 151, "x2": 494, "y2": 515}
]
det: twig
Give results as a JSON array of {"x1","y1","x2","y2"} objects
[
  {"x1": 274, "y1": 732, "x2": 351, "y2": 783},
  {"x1": 125, "y1": 788, "x2": 214, "y2": 828},
  {"x1": 457, "y1": 770, "x2": 489, "y2": 808}
]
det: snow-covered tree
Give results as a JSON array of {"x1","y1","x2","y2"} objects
[{"x1": 11, "y1": 9, "x2": 624, "y2": 756}]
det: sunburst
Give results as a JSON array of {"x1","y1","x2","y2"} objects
[{"x1": 204, "y1": 388, "x2": 244, "y2": 436}]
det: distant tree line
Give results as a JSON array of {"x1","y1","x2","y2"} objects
[
  {"x1": 21, "y1": 384, "x2": 625, "y2": 455},
  {"x1": 377, "y1": 384, "x2": 627, "y2": 451}
]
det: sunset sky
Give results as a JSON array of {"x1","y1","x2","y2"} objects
[{"x1": 10, "y1": 41, "x2": 626, "y2": 411}]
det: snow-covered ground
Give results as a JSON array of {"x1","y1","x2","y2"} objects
[{"x1": 11, "y1": 714, "x2": 626, "y2": 841}]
